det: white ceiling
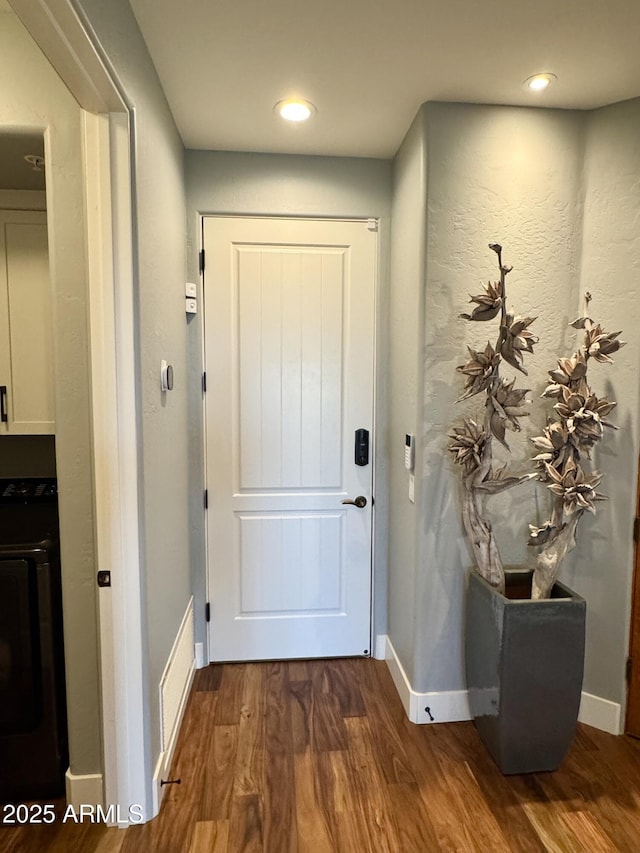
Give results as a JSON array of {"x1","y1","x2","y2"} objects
[
  {"x1": 0, "y1": 132, "x2": 45, "y2": 191},
  {"x1": 134, "y1": 1, "x2": 640, "y2": 159}
]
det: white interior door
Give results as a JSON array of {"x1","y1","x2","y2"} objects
[{"x1": 204, "y1": 216, "x2": 376, "y2": 661}]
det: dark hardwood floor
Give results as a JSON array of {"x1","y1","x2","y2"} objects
[{"x1": 3, "y1": 657, "x2": 640, "y2": 851}]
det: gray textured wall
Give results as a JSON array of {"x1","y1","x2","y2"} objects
[
  {"x1": 76, "y1": 0, "x2": 190, "y2": 783},
  {"x1": 418, "y1": 102, "x2": 586, "y2": 694},
  {"x1": 387, "y1": 111, "x2": 428, "y2": 685},
  {"x1": 573, "y1": 99, "x2": 640, "y2": 706},
  {"x1": 389, "y1": 98, "x2": 639, "y2": 712},
  {"x1": 184, "y1": 150, "x2": 393, "y2": 655}
]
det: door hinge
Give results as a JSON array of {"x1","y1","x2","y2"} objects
[
  {"x1": 634, "y1": 517, "x2": 640, "y2": 543},
  {"x1": 627, "y1": 656, "x2": 633, "y2": 682},
  {"x1": 204, "y1": 489, "x2": 208, "y2": 510},
  {"x1": 205, "y1": 602, "x2": 211, "y2": 623},
  {"x1": 202, "y1": 371, "x2": 207, "y2": 393},
  {"x1": 367, "y1": 218, "x2": 378, "y2": 232},
  {"x1": 199, "y1": 249, "x2": 205, "y2": 274}
]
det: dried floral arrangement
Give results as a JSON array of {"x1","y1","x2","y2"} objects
[{"x1": 449, "y1": 243, "x2": 624, "y2": 599}]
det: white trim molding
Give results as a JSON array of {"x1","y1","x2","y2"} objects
[
  {"x1": 152, "y1": 598, "x2": 196, "y2": 817},
  {"x1": 382, "y1": 634, "x2": 623, "y2": 734},
  {"x1": 83, "y1": 108, "x2": 150, "y2": 821},
  {"x1": 65, "y1": 770, "x2": 103, "y2": 811},
  {"x1": 9, "y1": 0, "x2": 124, "y2": 113},
  {"x1": 382, "y1": 635, "x2": 471, "y2": 724},
  {"x1": 374, "y1": 633, "x2": 387, "y2": 660},
  {"x1": 579, "y1": 691, "x2": 622, "y2": 735}
]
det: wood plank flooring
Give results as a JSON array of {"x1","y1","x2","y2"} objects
[{"x1": 4, "y1": 657, "x2": 640, "y2": 851}]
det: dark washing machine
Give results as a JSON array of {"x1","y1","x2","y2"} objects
[{"x1": 0, "y1": 478, "x2": 68, "y2": 803}]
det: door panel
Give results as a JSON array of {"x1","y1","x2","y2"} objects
[
  {"x1": 204, "y1": 217, "x2": 376, "y2": 661},
  {"x1": 236, "y1": 247, "x2": 343, "y2": 490},
  {"x1": 238, "y1": 513, "x2": 343, "y2": 614}
]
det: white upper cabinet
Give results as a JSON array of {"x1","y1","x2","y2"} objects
[{"x1": 0, "y1": 210, "x2": 54, "y2": 434}]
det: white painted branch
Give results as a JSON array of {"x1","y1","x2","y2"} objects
[
  {"x1": 532, "y1": 512, "x2": 582, "y2": 599},
  {"x1": 461, "y1": 481, "x2": 505, "y2": 595}
]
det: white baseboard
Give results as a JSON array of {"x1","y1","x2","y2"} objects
[
  {"x1": 195, "y1": 642, "x2": 205, "y2": 669},
  {"x1": 579, "y1": 691, "x2": 622, "y2": 735},
  {"x1": 374, "y1": 633, "x2": 387, "y2": 660},
  {"x1": 383, "y1": 635, "x2": 471, "y2": 724},
  {"x1": 152, "y1": 598, "x2": 196, "y2": 817},
  {"x1": 65, "y1": 770, "x2": 103, "y2": 810},
  {"x1": 381, "y1": 634, "x2": 623, "y2": 734}
]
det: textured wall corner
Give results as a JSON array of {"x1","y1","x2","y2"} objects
[
  {"x1": 417, "y1": 103, "x2": 587, "y2": 694},
  {"x1": 574, "y1": 99, "x2": 640, "y2": 707},
  {"x1": 404, "y1": 99, "x2": 640, "y2": 713}
]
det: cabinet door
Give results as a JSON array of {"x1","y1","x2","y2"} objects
[{"x1": 0, "y1": 210, "x2": 54, "y2": 434}]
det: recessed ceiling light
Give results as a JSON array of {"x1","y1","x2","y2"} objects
[
  {"x1": 275, "y1": 99, "x2": 316, "y2": 122},
  {"x1": 24, "y1": 154, "x2": 45, "y2": 171},
  {"x1": 524, "y1": 73, "x2": 557, "y2": 92}
]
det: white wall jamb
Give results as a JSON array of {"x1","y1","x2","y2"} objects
[
  {"x1": 83, "y1": 108, "x2": 150, "y2": 822},
  {"x1": 83, "y1": 110, "x2": 115, "y2": 813}
]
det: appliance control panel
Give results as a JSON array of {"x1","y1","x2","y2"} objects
[{"x1": 0, "y1": 478, "x2": 58, "y2": 502}]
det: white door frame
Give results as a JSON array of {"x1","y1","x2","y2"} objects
[{"x1": 10, "y1": 0, "x2": 149, "y2": 819}]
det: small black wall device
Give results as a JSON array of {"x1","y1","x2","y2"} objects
[{"x1": 355, "y1": 428, "x2": 369, "y2": 466}]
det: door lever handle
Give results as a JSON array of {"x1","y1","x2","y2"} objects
[{"x1": 341, "y1": 496, "x2": 367, "y2": 508}]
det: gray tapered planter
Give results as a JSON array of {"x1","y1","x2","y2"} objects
[{"x1": 465, "y1": 568, "x2": 586, "y2": 775}]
